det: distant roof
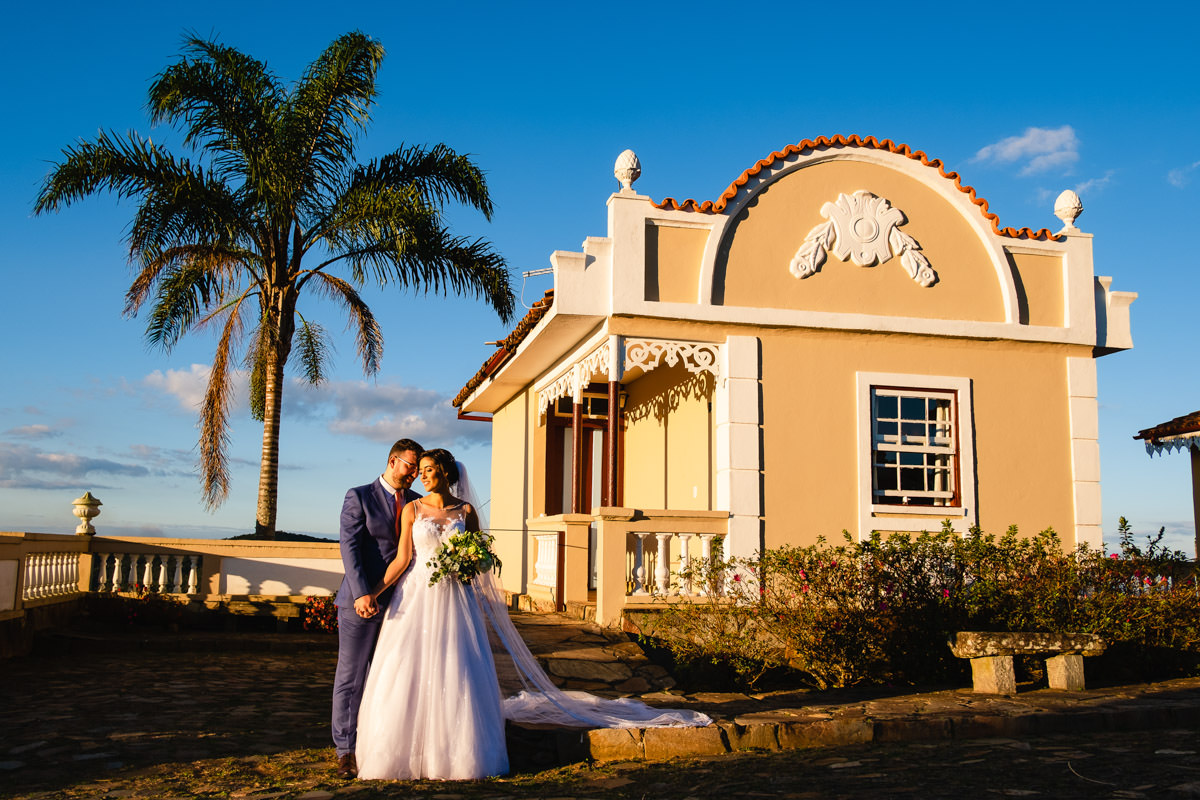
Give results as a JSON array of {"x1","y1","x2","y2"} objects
[
  {"x1": 1134, "y1": 409, "x2": 1200, "y2": 455},
  {"x1": 452, "y1": 290, "x2": 554, "y2": 409},
  {"x1": 652, "y1": 134, "x2": 1060, "y2": 241}
]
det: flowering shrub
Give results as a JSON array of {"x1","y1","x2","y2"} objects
[
  {"x1": 303, "y1": 595, "x2": 338, "y2": 632},
  {"x1": 641, "y1": 519, "x2": 1199, "y2": 690}
]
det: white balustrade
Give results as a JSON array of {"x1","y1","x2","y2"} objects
[
  {"x1": 630, "y1": 532, "x2": 652, "y2": 595},
  {"x1": 624, "y1": 530, "x2": 725, "y2": 600},
  {"x1": 94, "y1": 552, "x2": 202, "y2": 594},
  {"x1": 22, "y1": 552, "x2": 80, "y2": 601},
  {"x1": 698, "y1": 534, "x2": 717, "y2": 596},
  {"x1": 532, "y1": 534, "x2": 558, "y2": 588},
  {"x1": 677, "y1": 533, "x2": 694, "y2": 595},
  {"x1": 654, "y1": 533, "x2": 672, "y2": 595}
]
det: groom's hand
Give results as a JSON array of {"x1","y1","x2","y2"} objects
[{"x1": 354, "y1": 595, "x2": 378, "y2": 618}]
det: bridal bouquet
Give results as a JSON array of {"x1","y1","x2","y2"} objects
[{"x1": 427, "y1": 529, "x2": 502, "y2": 586}]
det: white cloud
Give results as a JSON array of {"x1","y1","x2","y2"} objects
[
  {"x1": 3, "y1": 424, "x2": 62, "y2": 440},
  {"x1": 1168, "y1": 161, "x2": 1200, "y2": 188},
  {"x1": 291, "y1": 379, "x2": 489, "y2": 448},
  {"x1": 143, "y1": 364, "x2": 248, "y2": 412},
  {"x1": 136, "y1": 364, "x2": 485, "y2": 450},
  {"x1": 973, "y1": 125, "x2": 1079, "y2": 176},
  {"x1": 1074, "y1": 170, "x2": 1115, "y2": 196},
  {"x1": 0, "y1": 441, "x2": 150, "y2": 489}
]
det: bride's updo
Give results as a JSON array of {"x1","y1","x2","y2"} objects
[{"x1": 421, "y1": 448, "x2": 460, "y2": 487}]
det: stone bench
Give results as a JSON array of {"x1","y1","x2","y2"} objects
[{"x1": 949, "y1": 631, "x2": 1107, "y2": 695}]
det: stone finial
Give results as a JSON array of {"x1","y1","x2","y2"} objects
[
  {"x1": 614, "y1": 149, "x2": 641, "y2": 192},
  {"x1": 72, "y1": 491, "x2": 102, "y2": 535},
  {"x1": 1054, "y1": 189, "x2": 1083, "y2": 232}
]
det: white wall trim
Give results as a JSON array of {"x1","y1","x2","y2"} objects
[
  {"x1": 716, "y1": 335, "x2": 762, "y2": 559},
  {"x1": 856, "y1": 371, "x2": 977, "y2": 537},
  {"x1": 1066, "y1": 357, "x2": 1103, "y2": 549}
]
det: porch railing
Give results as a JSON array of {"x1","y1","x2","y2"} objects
[{"x1": 528, "y1": 509, "x2": 729, "y2": 625}]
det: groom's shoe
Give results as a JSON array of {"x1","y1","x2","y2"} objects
[{"x1": 336, "y1": 753, "x2": 357, "y2": 778}]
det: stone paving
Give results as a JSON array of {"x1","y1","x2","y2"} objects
[{"x1": 1, "y1": 609, "x2": 1199, "y2": 799}]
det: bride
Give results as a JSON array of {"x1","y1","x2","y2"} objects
[{"x1": 354, "y1": 447, "x2": 709, "y2": 781}]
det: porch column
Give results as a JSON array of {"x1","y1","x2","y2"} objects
[
  {"x1": 604, "y1": 334, "x2": 623, "y2": 508},
  {"x1": 571, "y1": 399, "x2": 584, "y2": 513},
  {"x1": 594, "y1": 507, "x2": 635, "y2": 627},
  {"x1": 1192, "y1": 447, "x2": 1200, "y2": 560}
]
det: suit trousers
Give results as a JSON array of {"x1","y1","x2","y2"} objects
[{"x1": 331, "y1": 603, "x2": 384, "y2": 755}]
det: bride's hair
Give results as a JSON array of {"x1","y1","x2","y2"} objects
[{"x1": 421, "y1": 448, "x2": 459, "y2": 486}]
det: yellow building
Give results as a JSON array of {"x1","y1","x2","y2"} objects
[{"x1": 453, "y1": 135, "x2": 1135, "y2": 625}]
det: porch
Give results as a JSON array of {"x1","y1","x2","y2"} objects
[{"x1": 524, "y1": 507, "x2": 731, "y2": 627}]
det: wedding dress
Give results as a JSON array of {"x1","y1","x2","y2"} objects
[{"x1": 356, "y1": 491, "x2": 710, "y2": 781}]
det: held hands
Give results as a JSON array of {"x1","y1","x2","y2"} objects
[{"x1": 354, "y1": 594, "x2": 379, "y2": 618}]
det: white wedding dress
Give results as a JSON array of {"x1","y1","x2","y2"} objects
[{"x1": 356, "y1": 497, "x2": 710, "y2": 781}]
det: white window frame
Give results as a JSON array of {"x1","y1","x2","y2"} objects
[{"x1": 856, "y1": 372, "x2": 976, "y2": 536}]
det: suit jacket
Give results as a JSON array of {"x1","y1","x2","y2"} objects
[{"x1": 335, "y1": 479, "x2": 420, "y2": 608}]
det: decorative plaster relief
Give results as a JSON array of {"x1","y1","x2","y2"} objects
[
  {"x1": 537, "y1": 343, "x2": 616, "y2": 415},
  {"x1": 789, "y1": 191, "x2": 937, "y2": 287},
  {"x1": 624, "y1": 339, "x2": 721, "y2": 379}
]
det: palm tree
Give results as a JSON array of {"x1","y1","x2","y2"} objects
[{"x1": 34, "y1": 32, "x2": 514, "y2": 538}]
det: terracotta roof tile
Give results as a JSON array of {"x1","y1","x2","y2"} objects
[
  {"x1": 1134, "y1": 410, "x2": 1200, "y2": 443},
  {"x1": 651, "y1": 134, "x2": 1060, "y2": 241},
  {"x1": 452, "y1": 290, "x2": 554, "y2": 409}
]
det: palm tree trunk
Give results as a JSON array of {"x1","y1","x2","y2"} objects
[
  {"x1": 255, "y1": 349, "x2": 285, "y2": 538},
  {"x1": 255, "y1": 290, "x2": 296, "y2": 539}
]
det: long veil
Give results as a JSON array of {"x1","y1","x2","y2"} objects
[{"x1": 451, "y1": 461, "x2": 710, "y2": 729}]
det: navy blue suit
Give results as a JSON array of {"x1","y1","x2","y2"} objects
[{"x1": 331, "y1": 479, "x2": 419, "y2": 756}]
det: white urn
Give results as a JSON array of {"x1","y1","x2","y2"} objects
[{"x1": 72, "y1": 491, "x2": 102, "y2": 535}]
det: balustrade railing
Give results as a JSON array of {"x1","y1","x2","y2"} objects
[
  {"x1": 627, "y1": 530, "x2": 723, "y2": 597},
  {"x1": 92, "y1": 553, "x2": 202, "y2": 594},
  {"x1": 23, "y1": 552, "x2": 81, "y2": 601},
  {"x1": 532, "y1": 534, "x2": 558, "y2": 589}
]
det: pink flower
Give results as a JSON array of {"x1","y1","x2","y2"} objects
[
  {"x1": 942, "y1": 588, "x2": 950, "y2": 598},
  {"x1": 733, "y1": 574, "x2": 742, "y2": 582}
]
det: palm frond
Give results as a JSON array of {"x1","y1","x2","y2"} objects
[
  {"x1": 293, "y1": 314, "x2": 332, "y2": 385},
  {"x1": 125, "y1": 243, "x2": 258, "y2": 317},
  {"x1": 35, "y1": 130, "x2": 201, "y2": 213},
  {"x1": 149, "y1": 34, "x2": 284, "y2": 186},
  {"x1": 243, "y1": 321, "x2": 268, "y2": 422},
  {"x1": 354, "y1": 143, "x2": 495, "y2": 218},
  {"x1": 299, "y1": 271, "x2": 384, "y2": 374},
  {"x1": 144, "y1": 261, "x2": 228, "y2": 350},
  {"x1": 199, "y1": 296, "x2": 249, "y2": 508},
  {"x1": 281, "y1": 31, "x2": 384, "y2": 202}
]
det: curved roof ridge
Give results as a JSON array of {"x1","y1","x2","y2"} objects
[{"x1": 652, "y1": 134, "x2": 1059, "y2": 241}]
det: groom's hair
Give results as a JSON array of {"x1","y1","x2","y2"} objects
[{"x1": 389, "y1": 438, "x2": 424, "y2": 459}]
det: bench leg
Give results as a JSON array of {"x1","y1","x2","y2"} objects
[
  {"x1": 1046, "y1": 654, "x2": 1086, "y2": 690},
  {"x1": 970, "y1": 656, "x2": 1016, "y2": 695}
]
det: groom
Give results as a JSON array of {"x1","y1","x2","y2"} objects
[{"x1": 331, "y1": 437, "x2": 423, "y2": 778}]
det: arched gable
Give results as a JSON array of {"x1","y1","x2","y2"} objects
[{"x1": 652, "y1": 138, "x2": 1060, "y2": 324}]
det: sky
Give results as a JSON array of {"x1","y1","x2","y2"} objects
[{"x1": 2, "y1": 1, "x2": 1198, "y2": 552}]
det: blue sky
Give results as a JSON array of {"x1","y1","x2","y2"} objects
[{"x1": 2, "y1": 1, "x2": 1198, "y2": 551}]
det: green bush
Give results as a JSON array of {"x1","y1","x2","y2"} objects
[{"x1": 640, "y1": 519, "x2": 1199, "y2": 690}]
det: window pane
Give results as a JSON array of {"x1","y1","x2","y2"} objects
[
  {"x1": 876, "y1": 395, "x2": 898, "y2": 418},
  {"x1": 871, "y1": 386, "x2": 958, "y2": 507}
]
